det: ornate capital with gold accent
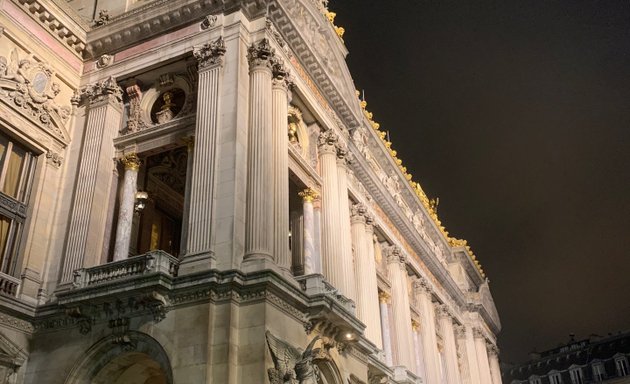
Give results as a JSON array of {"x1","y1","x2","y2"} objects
[
  {"x1": 317, "y1": 130, "x2": 338, "y2": 155},
  {"x1": 298, "y1": 188, "x2": 319, "y2": 203},
  {"x1": 247, "y1": 38, "x2": 274, "y2": 71},
  {"x1": 412, "y1": 319, "x2": 421, "y2": 332},
  {"x1": 378, "y1": 291, "x2": 390, "y2": 304},
  {"x1": 193, "y1": 36, "x2": 226, "y2": 70},
  {"x1": 120, "y1": 153, "x2": 141, "y2": 171},
  {"x1": 182, "y1": 136, "x2": 195, "y2": 152}
]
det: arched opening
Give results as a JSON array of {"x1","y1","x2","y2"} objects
[
  {"x1": 316, "y1": 359, "x2": 344, "y2": 384},
  {"x1": 66, "y1": 332, "x2": 172, "y2": 384},
  {"x1": 92, "y1": 352, "x2": 167, "y2": 384}
]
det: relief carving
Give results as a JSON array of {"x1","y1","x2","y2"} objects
[
  {"x1": 265, "y1": 331, "x2": 321, "y2": 384},
  {"x1": 0, "y1": 49, "x2": 71, "y2": 142}
]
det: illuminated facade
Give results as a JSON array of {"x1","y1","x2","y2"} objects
[{"x1": 0, "y1": 0, "x2": 502, "y2": 383}]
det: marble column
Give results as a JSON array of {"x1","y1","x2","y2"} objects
[
  {"x1": 437, "y1": 305, "x2": 463, "y2": 384},
  {"x1": 290, "y1": 211, "x2": 303, "y2": 275},
  {"x1": 464, "y1": 325, "x2": 482, "y2": 384},
  {"x1": 335, "y1": 145, "x2": 356, "y2": 301},
  {"x1": 455, "y1": 326, "x2": 472, "y2": 384},
  {"x1": 386, "y1": 246, "x2": 414, "y2": 369},
  {"x1": 272, "y1": 60, "x2": 291, "y2": 272},
  {"x1": 414, "y1": 278, "x2": 441, "y2": 384},
  {"x1": 113, "y1": 153, "x2": 141, "y2": 261},
  {"x1": 412, "y1": 320, "x2": 427, "y2": 379},
  {"x1": 180, "y1": 136, "x2": 195, "y2": 254},
  {"x1": 379, "y1": 291, "x2": 394, "y2": 366},
  {"x1": 299, "y1": 188, "x2": 318, "y2": 275},
  {"x1": 318, "y1": 130, "x2": 343, "y2": 289},
  {"x1": 364, "y1": 212, "x2": 383, "y2": 349},
  {"x1": 244, "y1": 38, "x2": 275, "y2": 262},
  {"x1": 312, "y1": 199, "x2": 322, "y2": 274},
  {"x1": 184, "y1": 37, "x2": 226, "y2": 262},
  {"x1": 488, "y1": 345, "x2": 503, "y2": 384},
  {"x1": 62, "y1": 77, "x2": 122, "y2": 284},
  {"x1": 351, "y1": 203, "x2": 382, "y2": 348},
  {"x1": 474, "y1": 328, "x2": 493, "y2": 384}
]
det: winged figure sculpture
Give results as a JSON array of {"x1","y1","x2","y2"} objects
[{"x1": 265, "y1": 330, "x2": 321, "y2": 384}]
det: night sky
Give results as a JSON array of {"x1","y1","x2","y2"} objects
[{"x1": 332, "y1": 1, "x2": 630, "y2": 363}]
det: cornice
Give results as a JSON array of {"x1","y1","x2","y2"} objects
[{"x1": 11, "y1": 0, "x2": 88, "y2": 56}]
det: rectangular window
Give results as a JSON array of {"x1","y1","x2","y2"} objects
[
  {"x1": 569, "y1": 369, "x2": 583, "y2": 384},
  {"x1": 592, "y1": 363, "x2": 605, "y2": 381},
  {"x1": 0, "y1": 132, "x2": 35, "y2": 277},
  {"x1": 616, "y1": 357, "x2": 629, "y2": 376}
]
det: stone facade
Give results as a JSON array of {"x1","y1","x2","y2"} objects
[{"x1": 0, "y1": 1, "x2": 502, "y2": 383}]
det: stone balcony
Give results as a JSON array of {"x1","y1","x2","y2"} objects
[
  {"x1": 71, "y1": 250, "x2": 179, "y2": 289},
  {"x1": 0, "y1": 272, "x2": 20, "y2": 298}
]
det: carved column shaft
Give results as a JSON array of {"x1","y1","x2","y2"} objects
[
  {"x1": 387, "y1": 248, "x2": 414, "y2": 369},
  {"x1": 379, "y1": 293, "x2": 394, "y2": 366},
  {"x1": 412, "y1": 322, "x2": 427, "y2": 378},
  {"x1": 455, "y1": 326, "x2": 472, "y2": 384},
  {"x1": 184, "y1": 37, "x2": 225, "y2": 262},
  {"x1": 272, "y1": 65, "x2": 291, "y2": 271},
  {"x1": 474, "y1": 331, "x2": 493, "y2": 384},
  {"x1": 62, "y1": 78, "x2": 122, "y2": 284},
  {"x1": 438, "y1": 307, "x2": 462, "y2": 384},
  {"x1": 113, "y1": 153, "x2": 140, "y2": 261},
  {"x1": 464, "y1": 325, "x2": 482, "y2": 384},
  {"x1": 318, "y1": 131, "x2": 343, "y2": 290},
  {"x1": 312, "y1": 199, "x2": 322, "y2": 274},
  {"x1": 352, "y1": 205, "x2": 382, "y2": 348},
  {"x1": 244, "y1": 39, "x2": 274, "y2": 261},
  {"x1": 488, "y1": 347, "x2": 503, "y2": 384},
  {"x1": 415, "y1": 280, "x2": 441, "y2": 384},
  {"x1": 336, "y1": 149, "x2": 356, "y2": 301}
]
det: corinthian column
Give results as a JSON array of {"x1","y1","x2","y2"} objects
[
  {"x1": 62, "y1": 77, "x2": 122, "y2": 285},
  {"x1": 299, "y1": 188, "x2": 318, "y2": 275},
  {"x1": 412, "y1": 320, "x2": 426, "y2": 378},
  {"x1": 182, "y1": 37, "x2": 226, "y2": 267},
  {"x1": 464, "y1": 324, "x2": 482, "y2": 384},
  {"x1": 386, "y1": 246, "x2": 414, "y2": 369},
  {"x1": 351, "y1": 204, "x2": 382, "y2": 348},
  {"x1": 437, "y1": 304, "x2": 463, "y2": 384},
  {"x1": 244, "y1": 38, "x2": 275, "y2": 262},
  {"x1": 113, "y1": 153, "x2": 141, "y2": 261},
  {"x1": 414, "y1": 278, "x2": 441, "y2": 384},
  {"x1": 318, "y1": 130, "x2": 343, "y2": 290},
  {"x1": 474, "y1": 328, "x2": 493, "y2": 384},
  {"x1": 455, "y1": 325, "x2": 473, "y2": 384},
  {"x1": 488, "y1": 344, "x2": 502, "y2": 384},
  {"x1": 272, "y1": 60, "x2": 291, "y2": 272},
  {"x1": 335, "y1": 145, "x2": 356, "y2": 301}
]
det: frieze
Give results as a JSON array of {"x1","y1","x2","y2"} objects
[
  {"x1": 0, "y1": 49, "x2": 71, "y2": 143},
  {"x1": 0, "y1": 194, "x2": 27, "y2": 219},
  {"x1": 0, "y1": 313, "x2": 34, "y2": 333}
]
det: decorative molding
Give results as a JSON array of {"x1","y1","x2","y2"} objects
[
  {"x1": 200, "y1": 14, "x2": 218, "y2": 30},
  {"x1": 0, "y1": 313, "x2": 34, "y2": 333},
  {"x1": 45, "y1": 150, "x2": 63, "y2": 168},
  {"x1": 95, "y1": 54, "x2": 113, "y2": 69}
]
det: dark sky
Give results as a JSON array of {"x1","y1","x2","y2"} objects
[{"x1": 332, "y1": 0, "x2": 630, "y2": 363}]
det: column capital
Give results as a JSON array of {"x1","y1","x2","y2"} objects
[
  {"x1": 317, "y1": 130, "x2": 338, "y2": 155},
  {"x1": 248, "y1": 38, "x2": 274, "y2": 71},
  {"x1": 193, "y1": 36, "x2": 226, "y2": 70},
  {"x1": 412, "y1": 276, "x2": 432, "y2": 296},
  {"x1": 385, "y1": 245, "x2": 406, "y2": 265},
  {"x1": 298, "y1": 188, "x2": 319, "y2": 203},
  {"x1": 350, "y1": 202, "x2": 367, "y2": 223},
  {"x1": 272, "y1": 59, "x2": 293, "y2": 91},
  {"x1": 378, "y1": 290, "x2": 390, "y2": 303},
  {"x1": 473, "y1": 327, "x2": 486, "y2": 339},
  {"x1": 454, "y1": 324, "x2": 466, "y2": 339},
  {"x1": 75, "y1": 76, "x2": 123, "y2": 106},
  {"x1": 336, "y1": 142, "x2": 352, "y2": 167},
  {"x1": 411, "y1": 319, "x2": 421, "y2": 332},
  {"x1": 182, "y1": 135, "x2": 195, "y2": 152},
  {"x1": 120, "y1": 153, "x2": 141, "y2": 171},
  {"x1": 364, "y1": 212, "x2": 375, "y2": 231},
  {"x1": 487, "y1": 343, "x2": 499, "y2": 357},
  {"x1": 436, "y1": 303, "x2": 454, "y2": 320}
]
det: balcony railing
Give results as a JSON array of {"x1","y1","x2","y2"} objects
[
  {"x1": 72, "y1": 250, "x2": 179, "y2": 289},
  {"x1": 0, "y1": 272, "x2": 20, "y2": 297}
]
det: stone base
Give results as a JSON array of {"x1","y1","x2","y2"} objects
[{"x1": 178, "y1": 251, "x2": 215, "y2": 275}]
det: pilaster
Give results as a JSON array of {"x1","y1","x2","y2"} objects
[
  {"x1": 60, "y1": 77, "x2": 123, "y2": 285},
  {"x1": 181, "y1": 36, "x2": 226, "y2": 273}
]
